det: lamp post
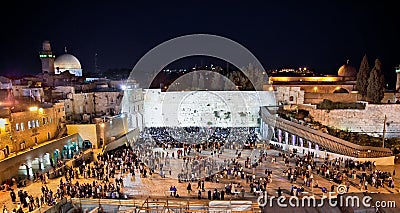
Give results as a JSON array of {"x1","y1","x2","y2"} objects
[{"x1": 100, "y1": 122, "x2": 105, "y2": 150}]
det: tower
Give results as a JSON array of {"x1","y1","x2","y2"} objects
[
  {"x1": 396, "y1": 65, "x2": 400, "y2": 91},
  {"x1": 39, "y1": 41, "x2": 55, "y2": 75}
]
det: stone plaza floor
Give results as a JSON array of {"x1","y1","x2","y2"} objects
[{"x1": 1, "y1": 147, "x2": 399, "y2": 212}]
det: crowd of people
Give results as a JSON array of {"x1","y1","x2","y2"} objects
[{"x1": 2, "y1": 132, "x2": 398, "y2": 213}]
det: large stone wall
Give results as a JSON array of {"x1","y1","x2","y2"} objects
[
  {"x1": 299, "y1": 104, "x2": 400, "y2": 138},
  {"x1": 274, "y1": 86, "x2": 305, "y2": 105},
  {"x1": 143, "y1": 89, "x2": 275, "y2": 127}
]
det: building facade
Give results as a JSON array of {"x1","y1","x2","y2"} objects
[{"x1": 0, "y1": 102, "x2": 65, "y2": 160}]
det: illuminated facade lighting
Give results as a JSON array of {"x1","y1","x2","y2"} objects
[{"x1": 29, "y1": 106, "x2": 38, "y2": 111}]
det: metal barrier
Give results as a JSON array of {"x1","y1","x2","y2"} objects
[{"x1": 70, "y1": 197, "x2": 262, "y2": 213}]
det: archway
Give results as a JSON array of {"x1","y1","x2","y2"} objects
[
  {"x1": 53, "y1": 149, "x2": 60, "y2": 165},
  {"x1": 43, "y1": 153, "x2": 51, "y2": 168},
  {"x1": 5, "y1": 145, "x2": 9, "y2": 156},
  {"x1": 18, "y1": 164, "x2": 32, "y2": 179},
  {"x1": 333, "y1": 87, "x2": 349, "y2": 93}
]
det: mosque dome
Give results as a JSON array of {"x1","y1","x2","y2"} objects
[
  {"x1": 54, "y1": 54, "x2": 81, "y2": 70},
  {"x1": 338, "y1": 60, "x2": 357, "y2": 77},
  {"x1": 53, "y1": 53, "x2": 83, "y2": 76}
]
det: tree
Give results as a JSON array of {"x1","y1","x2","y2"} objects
[
  {"x1": 356, "y1": 55, "x2": 370, "y2": 100},
  {"x1": 367, "y1": 59, "x2": 385, "y2": 103}
]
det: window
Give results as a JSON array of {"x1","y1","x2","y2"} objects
[
  {"x1": 16, "y1": 123, "x2": 19, "y2": 131},
  {"x1": 31, "y1": 120, "x2": 35, "y2": 128},
  {"x1": 43, "y1": 118, "x2": 46, "y2": 124},
  {"x1": 28, "y1": 121, "x2": 31, "y2": 129},
  {"x1": 21, "y1": 123, "x2": 24, "y2": 131},
  {"x1": 67, "y1": 105, "x2": 70, "y2": 109},
  {"x1": 289, "y1": 96, "x2": 294, "y2": 102},
  {"x1": 20, "y1": 142, "x2": 25, "y2": 150},
  {"x1": 36, "y1": 120, "x2": 39, "y2": 127},
  {"x1": 50, "y1": 117, "x2": 52, "y2": 124}
]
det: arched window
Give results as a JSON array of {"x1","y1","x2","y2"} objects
[
  {"x1": 28, "y1": 121, "x2": 31, "y2": 129},
  {"x1": 21, "y1": 123, "x2": 25, "y2": 131},
  {"x1": 289, "y1": 96, "x2": 294, "y2": 102},
  {"x1": 15, "y1": 123, "x2": 19, "y2": 131},
  {"x1": 36, "y1": 120, "x2": 39, "y2": 127}
]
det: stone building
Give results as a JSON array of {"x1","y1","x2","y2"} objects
[
  {"x1": 268, "y1": 61, "x2": 358, "y2": 102},
  {"x1": 0, "y1": 76, "x2": 12, "y2": 89},
  {"x1": 121, "y1": 87, "x2": 144, "y2": 131},
  {"x1": 0, "y1": 102, "x2": 65, "y2": 160},
  {"x1": 59, "y1": 89, "x2": 124, "y2": 123},
  {"x1": 269, "y1": 61, "x2": 400, "y2": 104}
]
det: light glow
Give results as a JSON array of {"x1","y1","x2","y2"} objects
[{"x1": 29, "y1": 106, "x2": 38, "y2": 111}]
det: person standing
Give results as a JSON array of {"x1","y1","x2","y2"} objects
[
  {"x1": 10, "y1": 190, "x2": 16, "y2": 203},
  {"x1": 187, "y1": 183, "x2": 192, "y2": 195},
  {"x1": 173, "y1": 186, "x2": 177, "y2": 197}
]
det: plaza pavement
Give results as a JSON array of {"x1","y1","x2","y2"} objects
[{"x1": 1, "y1": 147, "x2": 399, "y2": 212}]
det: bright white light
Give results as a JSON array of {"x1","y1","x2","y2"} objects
[
  {"x1": 121, "y1": 85, "x2": 127, "y2": 90},
  {"x1": 29, "y1": 106, "x2": 38, "y2": 111}
]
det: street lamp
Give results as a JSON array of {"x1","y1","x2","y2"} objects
[{"x1": 100, "y1": 122, "x2": 105, "y2": 149}]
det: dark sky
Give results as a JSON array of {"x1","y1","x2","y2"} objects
[{"x1": 1, "y1": 0, "x2": 399, "y2": 87}]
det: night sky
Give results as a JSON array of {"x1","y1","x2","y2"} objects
[{"x1": 1, "y1": 1, "x2": 399, "y2": 87}]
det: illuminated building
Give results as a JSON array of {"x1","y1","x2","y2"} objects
[
  {"x1": 54, "y1": 52, "x2": 83, "y2": 76},
  {"x1": 40, "y1": 41, "x2": 83, "y2": 77},
  {"x1": 39, "y1": 40, "x2": 55, "y2": 75},
  {"x1": 267, "y1": 61, "x2": 359, "y2": 104},
  {"x1": 0, "y1": 102, "x2": 65, "y2": 160}
]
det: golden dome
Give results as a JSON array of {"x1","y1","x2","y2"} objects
[{"x1": 338, "y1": 60, "x2": 357, "y2": 77}]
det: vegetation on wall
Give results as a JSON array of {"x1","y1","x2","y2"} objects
[{"x1": 317, "y1": 99, "x2": 366, "y2": 110}]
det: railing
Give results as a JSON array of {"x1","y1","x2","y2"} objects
[{"x1": 69, "y1": 197, "x2": 261, "y2": 213}]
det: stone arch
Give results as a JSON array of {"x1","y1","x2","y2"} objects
[
  {"x1": 5, "y1": 145, "x2": 9, "y2": 156},
  {"x1": 333, "y1": 87, "x2": 349, "y2": 93}
]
